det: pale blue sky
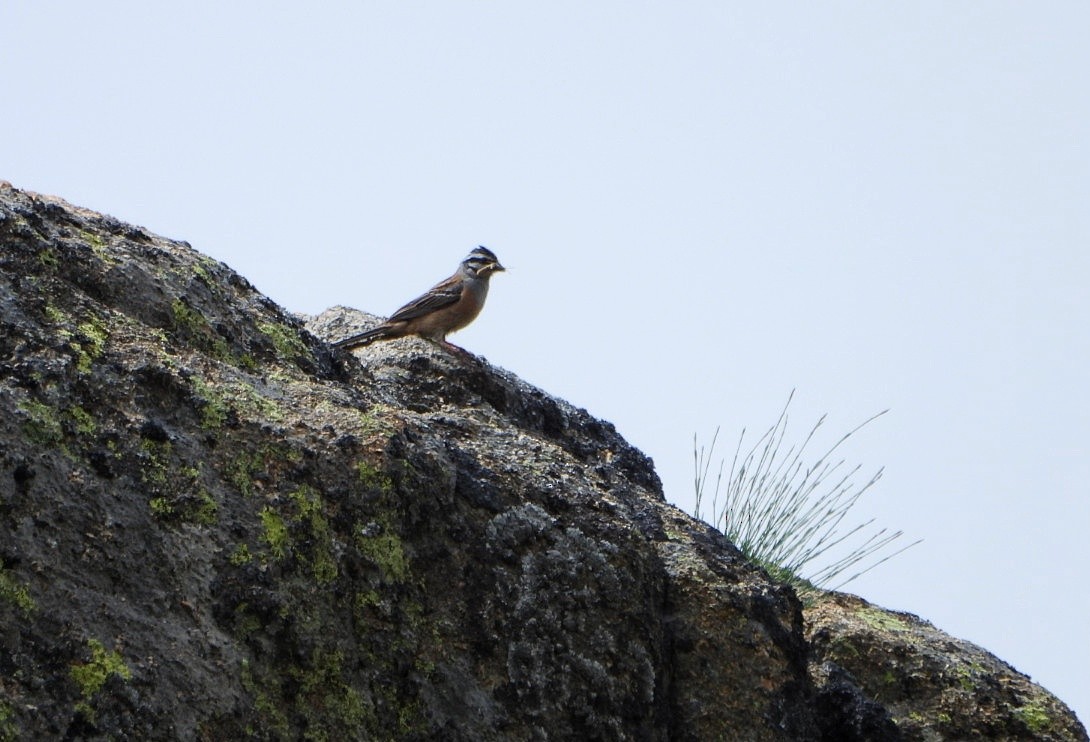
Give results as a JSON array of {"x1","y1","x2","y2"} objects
[{"x1": 5, "y1": 2, "x2": 1088, "y2": 721}]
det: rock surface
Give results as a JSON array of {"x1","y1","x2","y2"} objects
[{"x1": 0, "y1": 181, "x2": 1084, "y2": 740}]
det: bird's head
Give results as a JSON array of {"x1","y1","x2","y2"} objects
[{"x1": 463, "y1": 246, "x2": 505, "y2": 278}]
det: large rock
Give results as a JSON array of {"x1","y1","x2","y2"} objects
[{"x1": 0, "y1": 182, "x2": 1084, "y2": 740}]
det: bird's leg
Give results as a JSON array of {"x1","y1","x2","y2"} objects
[{"x1": 438, "y1": 339, "x2": 473, "y2": 356}]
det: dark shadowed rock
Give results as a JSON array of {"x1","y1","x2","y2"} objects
[{"x1": 0, "y1": 182, "x2": 1084, "y2": 740}]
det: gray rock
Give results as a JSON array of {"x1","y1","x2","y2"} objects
[{"x1": 0, "y1": 182, "x2": 1084, "y2": 740}]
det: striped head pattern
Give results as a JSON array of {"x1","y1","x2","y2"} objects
[{"x1": 462, "y1": 246, "x2": 505, "y2": 277}]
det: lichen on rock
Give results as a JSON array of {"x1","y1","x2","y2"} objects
[{"x1": 0, "y1": 182, "x2": 1085, "y2": 740}]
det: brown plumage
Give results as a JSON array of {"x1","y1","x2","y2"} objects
[{"x1": 334, "y1": 246, "x2": 505, "y2": 353}]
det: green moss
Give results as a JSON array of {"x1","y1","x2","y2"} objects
[
  {"x1": 241, "y1": 659, "x2": 291, "y2": 739},
  {"x1": 70, "y1": 639, "x2": 132, "y2": 710},
  {"x1": 191, "y1": 377, "x2": 229, "y2": 430},
  {"x1": 230, "y1": 543, "x2": 254, "y2": 566},
  {"x1": 290, "y1": 649, "x2": 372, "y2": 739},
  {"x1": 257, "y1": 487, "x2": 338, "y2": 582},
  {"x1": 260, "y1": 507, "x2": 289, "y2": 560},
  {"x1": 0, "y1": 566, "x2": 35, "y2": 614},
  {"x1": 858, "y1": 606, "x2": 911, "y2": 633},
  {"x1": 19, "y1": 398, "x2": 64, "y2": 449},
  {"x1": 259, "y1": 320, "x2": 313, "y2": 365},
  {"x1": 77, "y1": 229, "x2": 108, "y2": 253},
  {"x1": 230, "y1": 382, "x2": 283, "y2": 423},
  {"x1": 289, "y1": 487, "x2": 338, "y2": 584},
  {"x1": 171, "y1": 296, "x2": 208, "y2": 334},
  {"x1": 354, "y1": 590, "x2": 382, "y2": 613},
  {"x1": 67, "y1": 405, "x2": 96, "y2": 436},
  {"x1": 226, "y1": 451, "x2": 261, "y2": 497},
  {"x1": 142, "y1": 452, "x2": 216, "y2": 525},
  {"x1": 754, "y1": 558, "x2": 818, "y2": 596},
  {"x1": 192, "y1": 377, "x2": 284, "y2": 431},
  {"x1": 356, "y1": 528, "x2": 408, "y2": 584},
  {"x1": 233, "y1": 603, "x2": 263, "y2": 638},
  {"x1": 356, "y1": 461, "x2": 394, "y2": 492},
  {"x1": 0, "y1": 700, "x2": 16, "y2": 742},
  {"x1": 352, "y1": 462, "x2": 409, "y2": 582},
  {"x1": 226, "y1": 444, "x2": 303, "y2": 497},
  {"x1": 44, "y1": 303, "x2": 67, "y2": 325},
  {"x1": 826, "y1": 636, "x2": 860, "y2": 660},
  {"x1": 38, "y1": 246, "x2": 58, "y2": 269},
  {"x1": 140, "y1": 439, "x2": 171, "y2": 487},
  {"x1": 192, "y1": 489, "x2": 219, "y2": 525},
  {"x1": 171, "y1": 298, "x2": 233, "y2": 361},
  {"x1": 1013, "y1": 700, "x2": 1053, "y2": 733},
  {"x1": 192, "y1": 261, "x2": 213, "y2": 286},
  {"x1": 149, "y1": 497, "x2": 174, "y2": 518},
  {"x1": 242, "y1": 648, "x2": 377, "y2": 741},
  {"x1": 170, "y1": 289, "x2": 259, "y2": 370},
  {"x1": 953, "y1": 660, "x2": 986, "y2": 692}
]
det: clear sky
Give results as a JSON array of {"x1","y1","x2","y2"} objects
[{"x1": 4, "y1": 2, "x2": 1087, "y2": 722}]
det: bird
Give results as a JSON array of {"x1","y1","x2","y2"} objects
[{"x1": 333, "y1": 246, "x2": 505, "y2": 354}]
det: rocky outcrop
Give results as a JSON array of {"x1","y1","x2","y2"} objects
[
  {"x1": 0, "y1": 182, "x2": 1084, "y2": 740},
  {"x1": 806, "y1": 593, "x2": 1087, "y2": 741}
]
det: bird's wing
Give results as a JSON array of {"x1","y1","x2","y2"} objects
[{"x1": 386, "y1": 277, "x2": 462, "y2": 322}]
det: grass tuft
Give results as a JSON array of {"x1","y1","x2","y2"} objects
[{"x1": 694, "y1": 391, "x2": 920, "y2": 593}]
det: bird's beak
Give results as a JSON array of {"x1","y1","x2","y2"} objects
[{"x1": 491, "y1": 261, "x2": 506, "y2": 273}]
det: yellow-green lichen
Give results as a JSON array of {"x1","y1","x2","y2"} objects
[
  {"x1": 289, "y1": 648, "x2": 372, "y2": 739},
  {"x1": 191, "y1": 489, "x2": 219, "y2": 525},
  {"x1": 258, "y1": 320, "x2": 313, "y2": 365},
  {"x1": 0, "y1": 566, "x2": 35, "y2": 615},
  {"x1": 192, "y1": 260, "x2": 214, "y2": 287},
  {"x1": 191, "y1": 378, "x2": 229, "y2": 430},
  {"x1": 952, "y1": 660, "x2": 986, "y2": 692},
  {"x1": 68, "y1": 405, "x2": 96, "y2": 436},
  {"x1": 191, "y1": 377, "x2": 283, "y2": 431},
  {"x1": 225, "y1": 444, "x2": 303, "y2": 497},
  {"x1": 149, "y1": 497, "x2": 174, "y2": 518},
  {"x1": 77, "y1": 229, "x2": 113, "y2": 265},
  {"x1": 352, "y1": 462, "x2": 409, "y2": 582},
  {"x1": 356, "y1": 461, "x2": 394, "y2": 492},
  {"x1": 142, "y1": 450, "x2": 217, "y2": 525},
  {"x1": 140, "y1": 439, "x2": 171, "y2": 488},
  {"x1": 44, "y1": 303, "x2": 67, "y2": 326},
  {"x1": 226, "y1": 451, "x2": 261, "y2": 497},
  {"x1": 242, "y1": 648, "x2": 376, "y2": 741},
  {"x1": 1013, "y1": 700, "x2": 1053, "y2": 733},
  {"x1": 233, "y1": 603, "x2": 263, "y2": 638},
  {"x1": 241, "y1": 659, "x2": 291, "y2": 739},
  {"x1": 257, "y1": 487, "x2": 339, "y2": 581},
  {"x1": 70, "y1": 317, "x2": 110, "y2": 374},
  {"x1": 170, "y1": 298, "x2": 233, "y2": 362},
  {"x1": 230, "y1": 543, "x2": 254, "y2": 566},
  {"x1": 289, "y1": 487, "x2": 338, "y2": 584},
  {"x1": 858, "y1": 606, "x2": 911, "y2": 633},
  {"x1": 227, "y1": 381, "x2": 284, "y2": 423},
  {"x1": 0, "y1": 700, "x2": 16, "y2": 742},
  {"x1": 260, "y1": 507, "x2": 289, "y2": 560},
  {"x1": 19, "y1": 398, "x2": 65, "y2": 449},
  {"x1": 355, "y1": 527, "x2": 408, "y2": 584},
  {"x1": 38, "y1": 246, "x2": 58, "y2": 270},
  {"x1": 70, "y1": 639, "x2": 132, "y2": 719}
]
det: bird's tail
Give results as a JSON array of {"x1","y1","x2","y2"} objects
[{"x1": 332, "y1": 325, "x2": 391, "y2": 350}]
